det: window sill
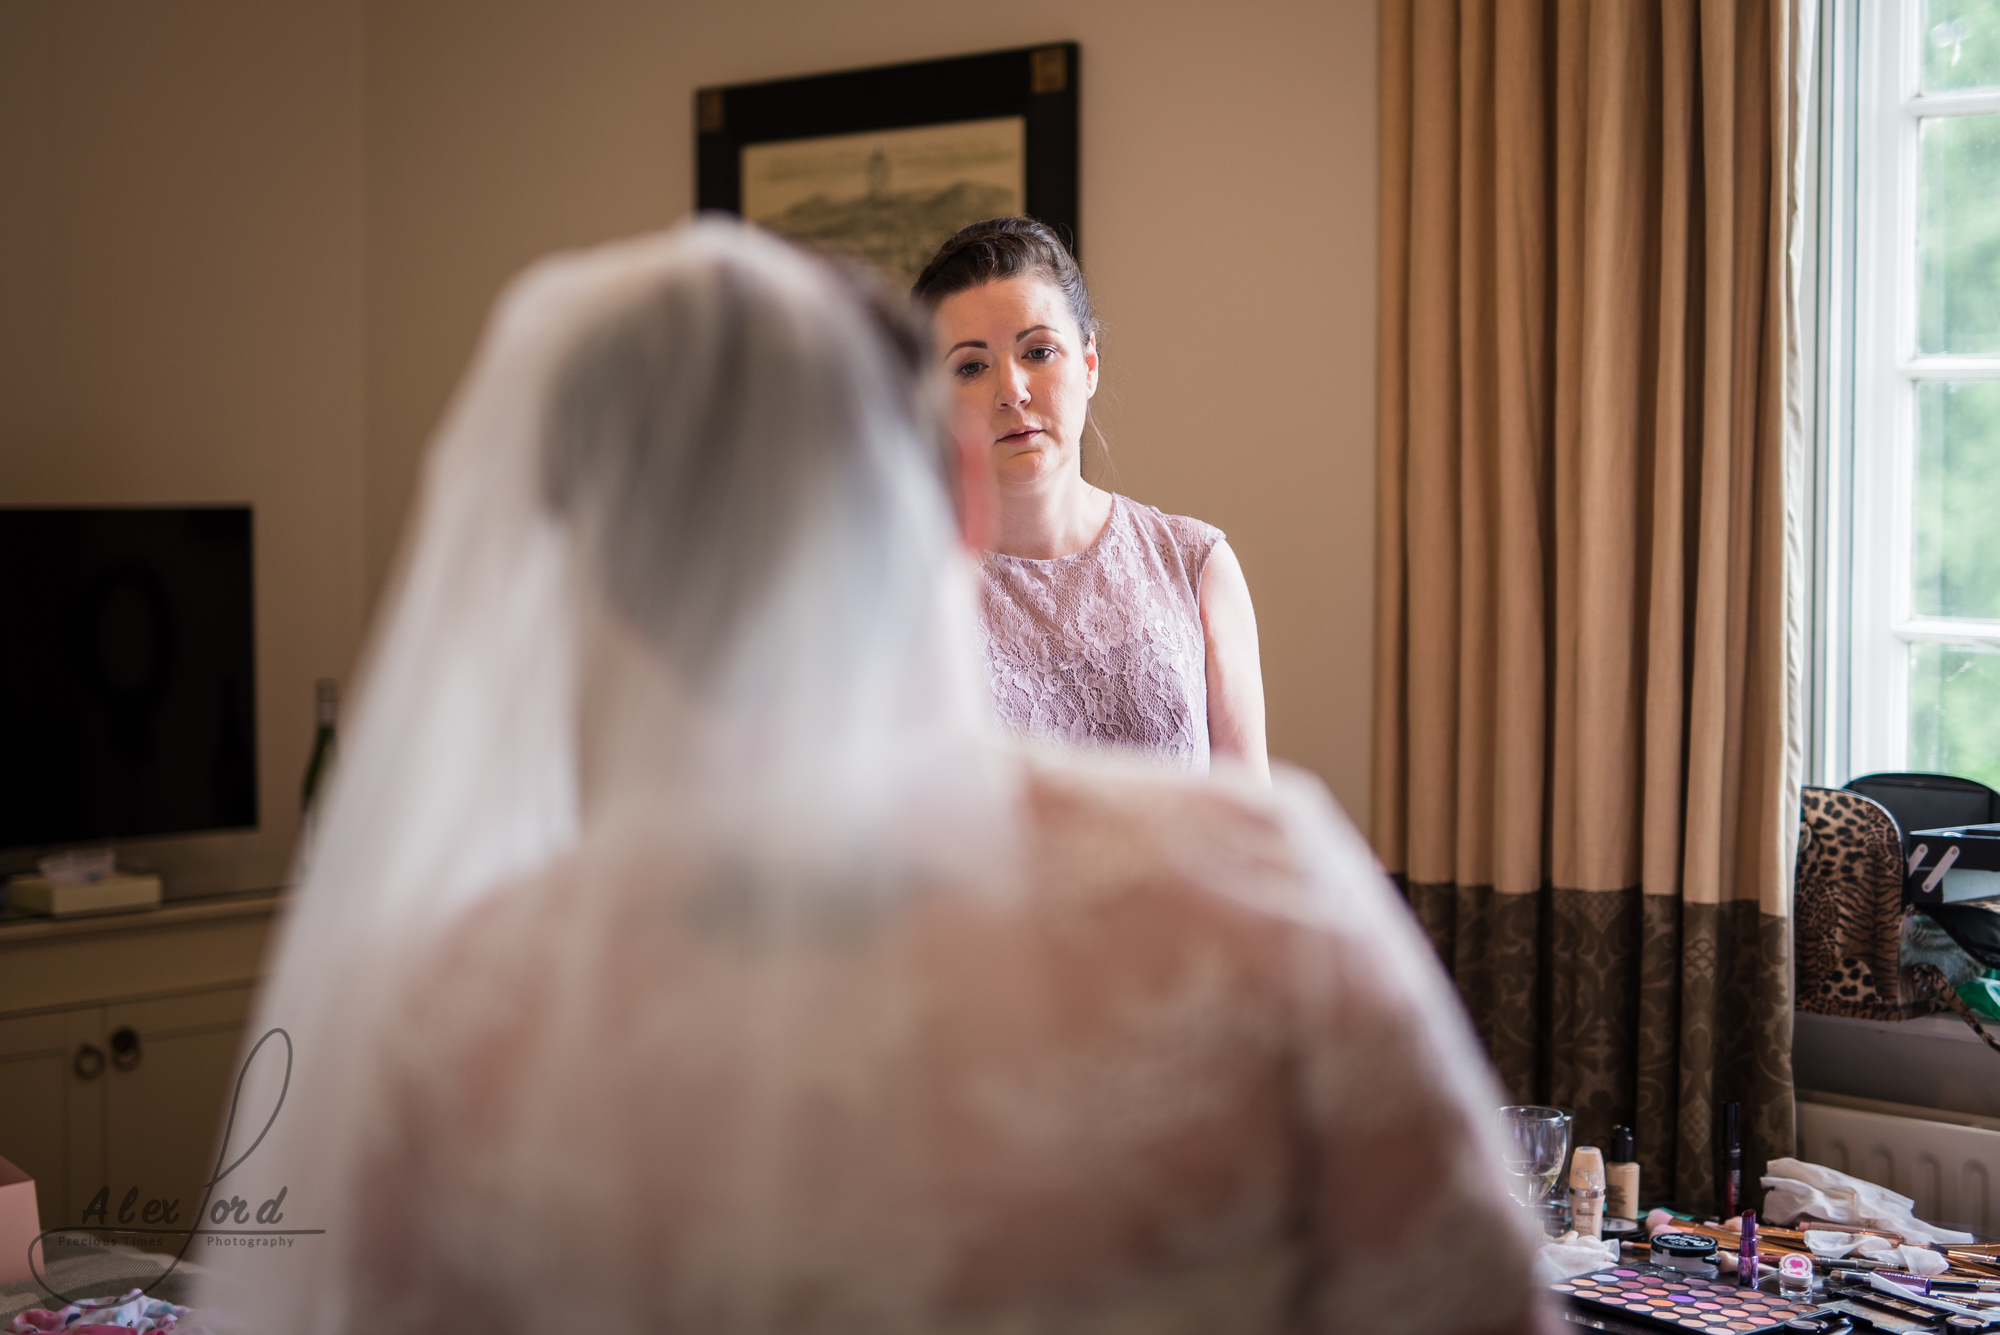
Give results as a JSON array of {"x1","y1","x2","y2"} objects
[{"x1": 1794, "y1": 1009, "x2": 2000, "y2": 1122}]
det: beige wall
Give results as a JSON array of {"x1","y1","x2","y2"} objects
[
  {"x1": 0, "y1": 0, "x2": 1376, "y2": 897},
  {"x1": 367, "y1": 0, "x2": 1380, "y2": 821},
  {"x1": 0, "y1": 0, "x2": 366, "y2": 894}
]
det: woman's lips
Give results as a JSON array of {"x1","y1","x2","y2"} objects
[{"x1": 999, "y1": 427, "x2": 1042, "y2": 444}]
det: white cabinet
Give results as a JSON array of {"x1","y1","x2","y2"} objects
[
  {"x1": 0, "y1": 894, "x2": 278, "y2": 1236},
  {"x1": 0, "y1": 1009, "x2": 88, "y2": 1228},
  {"x1": 105, "y1": 988, "x2": 261, "y2": 1224}
]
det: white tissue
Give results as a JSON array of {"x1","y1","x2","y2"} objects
[
  {"x1": 37, "y1": 848, "x2": 115, "y2": 885},
  {"x1": 1760, "y1": 1157, "x2": 1976, "y2": 1245},
  {"x1": 1533, "y1": 1235, "x2": 1621, "y2": 1286},
  {"x1": 1804, "y1": 1229, "x2": 1863, "y2": 1259},
  {"x1": 1895, "y1": 1245, "x2": 1950, "y2": 1276}
]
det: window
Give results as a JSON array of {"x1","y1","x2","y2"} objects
[{"x1": 1824, "y1": 0, "x2": 2000, "y2": 790}]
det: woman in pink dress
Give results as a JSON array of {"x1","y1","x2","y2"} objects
[{"x1": 915, "y1": 220, "x2": 1268, "y2": 778}]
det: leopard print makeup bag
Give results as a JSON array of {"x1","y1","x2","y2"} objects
[
  {"x1": 1796, "y1": 786, "x2": 2000, "y2": 1052},
  {"x1": 1796, "y1": 787, "x2": 1906, "y2": 1020}
]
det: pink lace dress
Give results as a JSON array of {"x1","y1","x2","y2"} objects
[
  {"x1": 978, "y1": 494, "x2": 1223, "y2": 770},
  {"x1": 349, "y1": 755, "x2": 1543, "y2": 1335}
]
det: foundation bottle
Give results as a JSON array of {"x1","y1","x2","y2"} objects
[
  {"x1": 1569, "y1": 1146, "x2": 1606, "y2": 1240},
  {"x1": 1605, "y1": 1125, "x2": 1641, "y2": 1224}
]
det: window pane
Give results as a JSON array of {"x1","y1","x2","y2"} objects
[
  {"x1": 1919, "y1": 114, "x2": 2000, "y2": 354},
  {"x1": 1914, "y1": 381, "x2": 2000, "y2": 617},
  {"x1": 1910, "y1": 642, "x2": 2000, "y2": 790},
  {"x1": 1927, "y1": 0, "x2": 2000, "y2": 92}
]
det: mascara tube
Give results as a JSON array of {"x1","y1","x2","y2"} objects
[
  {"x1": 1721, "y1": 1101, "x2": 1742, "y2": 1218},
  {"x1": 1877, "y1": 1272, "x2": 2000, "y2": 1297}
]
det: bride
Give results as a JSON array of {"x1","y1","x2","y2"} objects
[{"x1": 194, "y1": 220, "x2": 1547, "y2": 1334}]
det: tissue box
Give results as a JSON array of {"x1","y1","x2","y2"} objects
[
  {"x1": 7, "y1": 873, "x2": 161, "y2": 918},
  {"x1": 0, "y1": 1155, "x2": 43, "y2": 1284}
]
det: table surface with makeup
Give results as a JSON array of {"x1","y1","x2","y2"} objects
[
  {"x1": 1513, "y1": 1114, "x2": 1995, "y2": 1335},
  {"x1": 1536, "y1": 1199, "x2": 1992, "y2": 1335}
]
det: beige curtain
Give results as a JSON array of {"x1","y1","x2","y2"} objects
[{"x1": 1374, "y1": 0, "x2": 1809, "y2": 1202}]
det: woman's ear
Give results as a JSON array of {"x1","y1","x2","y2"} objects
[
  {"x1": 1083, "y1": 334, "x2": 1100, "y2": 399},
  {"x1": 954, "y1": 433, "x2": 998, "y2": 552}
]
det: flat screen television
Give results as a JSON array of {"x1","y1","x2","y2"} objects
[{"x1": 0, "y1": 507, "x2": 257, "y2": 850}]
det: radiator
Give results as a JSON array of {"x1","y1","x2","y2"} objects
[{"x1": 1796, "y1": 1098, "x2": 2000, "y2": 1235}]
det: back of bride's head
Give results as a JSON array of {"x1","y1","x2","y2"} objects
[
  {"x1": 298, "y1": 218, "x2": 990, "y2": 921},
  {"x1": 540, "y1": 224, "x2": 946, "y2": 695}
]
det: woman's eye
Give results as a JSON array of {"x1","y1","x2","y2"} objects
[
  {"x1": 953, "y1": 359, "x2": 987, "y2": 378},
  {"x1": 1024, "y1": 346, "x2": 1057, "y2": 363}
]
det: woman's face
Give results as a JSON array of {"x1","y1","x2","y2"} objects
[{"x1": 933, "y1": 275, "x2": 1099, "y2": 488}]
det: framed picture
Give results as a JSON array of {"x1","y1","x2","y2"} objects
[{"x1": 696, "y1": 44, "x2": 1079, "y2": 288}]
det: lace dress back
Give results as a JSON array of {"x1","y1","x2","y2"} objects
[
  {"x1": 979, "y1": 495, "x2": 1222, "y2": 769},
  {"x1": 347, "y1": 758, "x2": 1541, "y2": 1335}
]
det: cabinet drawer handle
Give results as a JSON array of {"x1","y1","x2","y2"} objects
[
  {"x1": 110, "y1": 1027, "x2": 142, "y2": 1072},
  {"x1": 74, "y1": 1044, "x2": 105, "y2": 1080}
]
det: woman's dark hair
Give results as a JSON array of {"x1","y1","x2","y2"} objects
[{"x1": 910, "y1": 217, "x2": 1096, "y2": 343}]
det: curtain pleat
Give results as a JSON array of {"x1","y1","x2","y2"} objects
[{"x1": 1375, "y1": 0, "x2": 1805, "y2": 1203}]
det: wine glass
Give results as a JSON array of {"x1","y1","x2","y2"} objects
[{"x1": 1497, "y1": 1105, "x2": 1572, "y2": 1218}]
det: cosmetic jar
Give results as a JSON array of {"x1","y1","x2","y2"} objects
[
  {"x1": 1651, "y1": 1232, "x2": 1720, "y2": 1273},
  {"x1": 1779, "y1": 1252, "x2": 1813, "y2": 1295}
]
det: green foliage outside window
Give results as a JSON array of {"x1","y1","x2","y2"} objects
[
  {"x1": 1908, "y1": 4, "x2": 2000, "y2": 789},
  {"x1": 1914, "y1": 382, "x2": 2000, "y2": 620},
  {"x1": 1924, "y1": 0, "x2": 2000, "y2": 93},
  {"x1": 1910, "y1": 643, "x2": 2000, "y2": 791},
  {"x1": 1918, "y1": 115, "x2": 2000, "y2": 354}
]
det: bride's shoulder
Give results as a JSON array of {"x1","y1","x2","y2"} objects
[{"x1": 1015, "y1": 749, "x2": 1383, "y2": 936}]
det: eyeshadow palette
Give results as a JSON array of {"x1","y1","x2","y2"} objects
[{"x1": 1552, "y1": 1265, "x2": 1829, "y2": 1332}]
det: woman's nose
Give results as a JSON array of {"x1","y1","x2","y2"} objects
[{"x1": 996, "y1": 358, "x2": 1030, "y2": 406}]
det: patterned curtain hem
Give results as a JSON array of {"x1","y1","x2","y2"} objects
[{"x1": 1403, "y1": 879, "x2": 1793, "y2": 1205}]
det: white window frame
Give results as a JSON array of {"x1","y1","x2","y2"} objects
[{"x1": 1833, "y1": 0, "x2": 2000, "y2": 784}]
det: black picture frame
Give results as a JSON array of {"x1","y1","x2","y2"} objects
[{"x1": 695, "y1": 43, "x2": 1080, "y2": 263}]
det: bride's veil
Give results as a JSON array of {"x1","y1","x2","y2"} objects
[{"x1": 191, "y1": 220, "x2": 1006, "y2": 1331}]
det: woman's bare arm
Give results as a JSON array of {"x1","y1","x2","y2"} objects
[{"x1": 1199, "y1": 540, "x2": 1270, "y2": 780}]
